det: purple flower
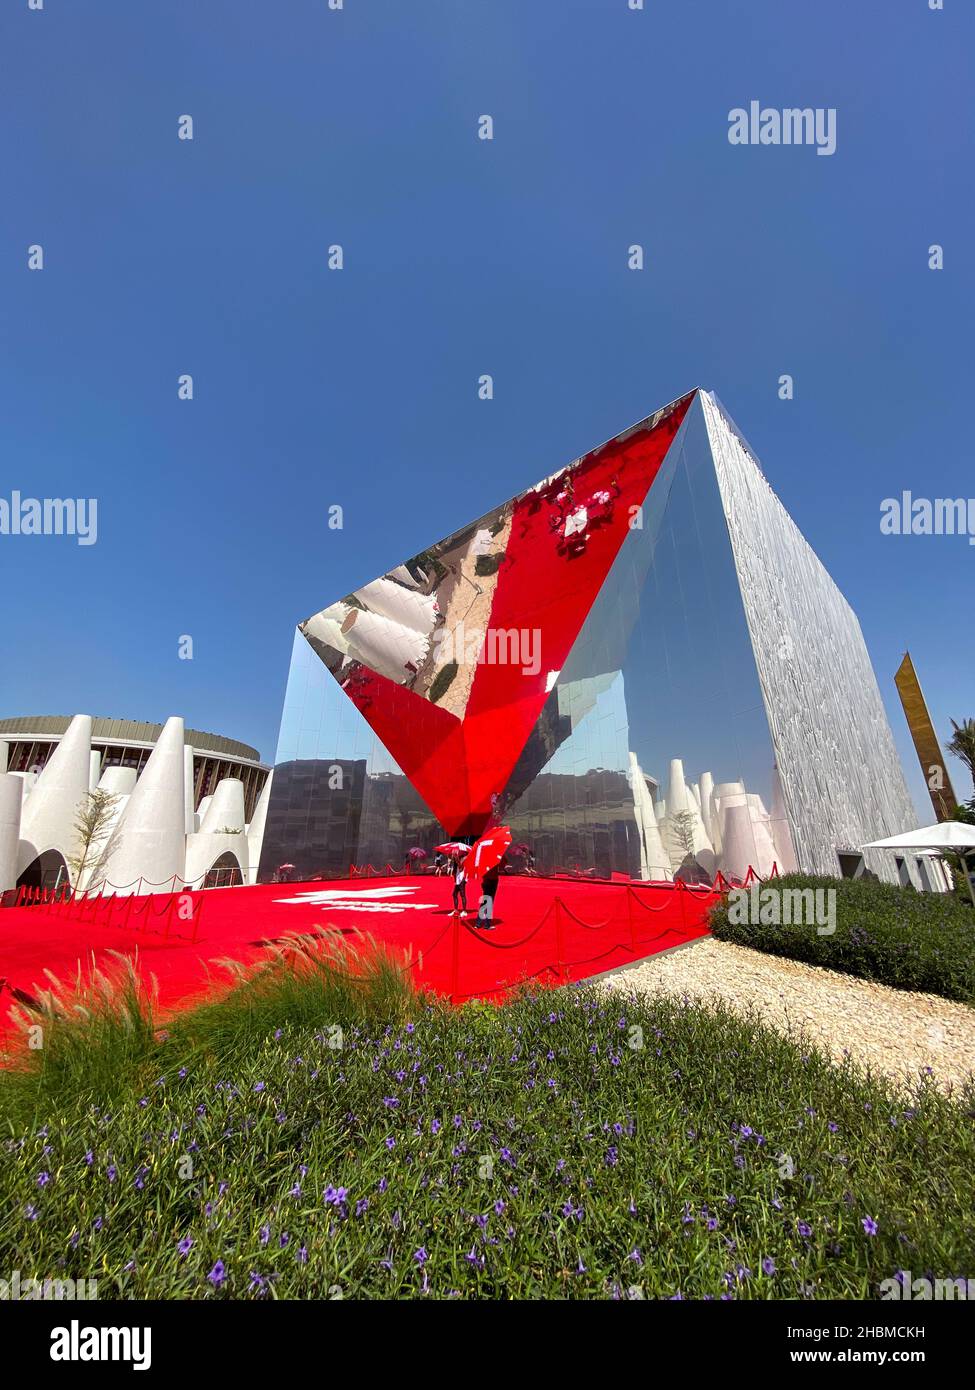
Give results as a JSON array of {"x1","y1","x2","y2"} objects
[
  {"x1": 106, "y1": 1165, "x2": 117, "y2": 1183},
  {"x1": 414, "y1": 1248, "x2": 428, "y2": 1265},
  {"x1": 762, "y1": 1257, "x2": 776, "y2": 1276},
  {"x1": 862, "y1": 1216, "x2": 878, "y2": 1236},
  {"x1": 253, "y1": 1082, "x2": 265, "y2": 1093},
  {"x1": 37, "y1": 1172, "x2": 50, "y2": 1188},
  {"x1": 259, "y1": 1224, "x2": 270, "y2": 1247},
  {"x1": 207, "y1": 1260, "x2": 226, "y2": 1287},
  {"x1": 797, "y1": 1221, "x2": 812, "y2": 1238},
  {"x1": 178, "y1": 1236, "x2": 193, "y2": 1257}
]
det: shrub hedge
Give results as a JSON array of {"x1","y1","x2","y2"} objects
[{"x1": 710, "y1": 873, "x2": 975, "y2": 1004}]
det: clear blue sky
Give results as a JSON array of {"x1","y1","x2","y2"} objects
[{"x1": 1, "y1": 0, "x2": 972, "y2": 815}]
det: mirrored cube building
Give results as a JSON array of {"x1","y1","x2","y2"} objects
[{"x1": 259, "y1": 389, "x2": 922, "y2": 886}]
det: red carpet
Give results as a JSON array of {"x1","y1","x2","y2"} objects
[{"x1": 0, "y1": 875, "x2": 716, "y2": 1038}]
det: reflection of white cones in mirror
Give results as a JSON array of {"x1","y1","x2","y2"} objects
[
  {"x1": 628, "y1": 752, "x2": 672, "y2": 881},
  {"x1": 304, "y1": 607, "x2": 351, "y2": 657},
  {"x1": 666, "y1": 759, "x2": 691, "y2": 816},
  {"x1": 719, "y1": 801, "x2": 756, "y2": 882},
  {"x1": 746, "y1": 795, "x2": 778, "y2": 878},
  {"x1": 770, "y1": 765, "x2": 799, "y2": 873},
  {"x1": 355, "y1": 577, "x2": 437, "y2": 636},
  {"x1": 699, "y1": 771, "x2": 717, "y2": 849},
  {"x1": 341, "y1": 607, "x2": 430, "y2": 684}
]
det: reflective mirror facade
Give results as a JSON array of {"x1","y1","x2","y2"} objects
[{"x1": 259, "y1": 389, "x2": 918, "y2": 885}]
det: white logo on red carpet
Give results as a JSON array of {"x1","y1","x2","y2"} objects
[{"x1": 274, "y1": 886, "x2": 437, "y2": 913}]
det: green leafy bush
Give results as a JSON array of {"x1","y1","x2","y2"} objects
[
  {"x1": 428, "y1": 660, "x2": 458, "y2": 704},
  {"x1": 474, "y1": 553, "x2": 502, "y2": 577},
  {"x1": 710, "y1": 873, "x2": 975, "y2": 1003}
]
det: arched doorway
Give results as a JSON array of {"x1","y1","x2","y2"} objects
[
  {"x1": 203, "y1": 851, "x2": 243, "y2": 890},
  {"x1": 17, "y1": 849, "x2": 69, "y2": 893}
]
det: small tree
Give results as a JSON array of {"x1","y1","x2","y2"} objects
[
  {"x1": 68, "y1": 789, "x2": 120, "y2": 887},
  {"x1": 669, "y1": 810, "x2": 697, "y2": 858},
  {"x1": 947, "y1": 718, "x2": 975, "y2": 795}
]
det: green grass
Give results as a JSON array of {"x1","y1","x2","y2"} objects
[
  {"x1": 710, "y1": 874, "x2": 975, "y2": 1004},
  {"x1": 1, "y1": 935, "x2": 973, "y2": 1300}
]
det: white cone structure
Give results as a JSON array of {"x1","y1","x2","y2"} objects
[
  {"x1": 0, "y1": 774, "x2": 23, "y2": 892},
  {"x1": 199, "y1": 778, "x2": 245, "y2": 834},
  {"x1": 246, "y1": 771, "x2": 273, "y2": 885},
  {"x1": 1, "y1": 740, "x2": 8, "y2": 774},
  {"x1": 341, "y1": 607, "x2": 429, "y2": 683},
  {"x1": 98, "y1": 766, "x2": 137, "y2": 796},
  {"x1": 355, "y1": 578, "x2": 437, "y2": 636},
  {"x1": 93, "y1": 716, "x2": 186, "y2": 894},
  {"x1": 185, "y1": 778, "x2": 246, "y2": 886},
  {"x1": 89, "y1": 750, "x2": 102, "y2": 792},
  {"x1": 197, "y1": 794, "x2": 213, "y2": 826},
  {"x1": 74, "y1": 767, "x2": 136, "y2": 890},
  {"x1": 17, "y1": 713, "x2": 93, "y2": 882}
]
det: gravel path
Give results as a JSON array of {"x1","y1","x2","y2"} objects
[{"x1": 600, "y1": 937, "x2": 975, "y2": 1097}]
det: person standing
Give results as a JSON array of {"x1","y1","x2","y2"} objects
[
  {"x1": 478, "y1": 855, "x2": 504, "y2": 929},
  {"x1": 449, "y1": 855, "x2": 468, "y2": 918}
]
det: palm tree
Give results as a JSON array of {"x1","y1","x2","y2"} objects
[{"x1": 947, "y1": 718, "x2": 975, "y2": 795}]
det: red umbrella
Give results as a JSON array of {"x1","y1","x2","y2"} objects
[
  {"x1": 435, "y1": 841, "x2": 470, "y2": 856},
  {"x1": 463, "y1": 825, "x2": 512, "y2": 879}
]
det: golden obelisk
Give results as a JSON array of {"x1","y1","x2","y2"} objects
[{"x1": 894, "y1": 652, "x2": 957, "y2": 820}]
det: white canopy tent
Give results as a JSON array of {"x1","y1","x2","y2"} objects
[{"x1": 862, "y1": 822, "x2": 975, "y2": 907}]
